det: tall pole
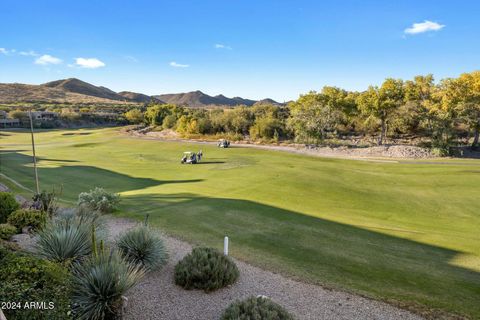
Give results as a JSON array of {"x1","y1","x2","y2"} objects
[{"x1": 28, "y1": 111, "x2": 40, "y2": 194}]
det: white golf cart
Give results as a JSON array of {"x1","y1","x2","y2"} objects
[{"x1": 181, "y1": 151, "x2": 198, "y2": 164}]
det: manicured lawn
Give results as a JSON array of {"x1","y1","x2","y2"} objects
[{"x1": 1, "y1": 127, "x2": 479, "y2": 318}]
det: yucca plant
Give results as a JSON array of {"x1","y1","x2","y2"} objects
[
  {"x1": 71, "y1": 248, "x2": 145, "y2": 320},
  {"x1": 116, "y1": 225, "x2": 168, "y2": 271},
  {"x1": 36, "y1": 215, "x2": 93, "y2": 265}
]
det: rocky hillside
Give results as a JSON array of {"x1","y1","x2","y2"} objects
[
  {"x1": 118, "y1": 91, "x2": 163, "y2": 103},
  {"x1": 155, "y1": 90, "x2": 280, "y2": 108},
  {"x1": 43, "y1": 78, "x2": 126, "y2": 101},
  {"x1": 0, "y1": 83, "x2": 128, "y2": 104},
  {"x1": 0, "y1": 78, "x2": 282, "y2": 107}
]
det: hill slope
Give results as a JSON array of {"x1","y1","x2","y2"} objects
[
  {"x1": 0, "y1": 78, "x2": 282, "y2": 107},
  {"x1": 0, "y1": 83, "x2": 129, "y2": 104},
  {"x1": 118, "y1": 91, "x2": 163, "y2": 103},
  {"x1": 43, "y1": 78, "x2": 127, "y2": 101},
  {"x1": 155, "y1": 91, "x2": 279, "y2": 107}
]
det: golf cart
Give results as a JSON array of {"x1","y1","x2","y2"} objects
[
  {"x1": 181, "y1": 151, "x2": 198, "y2": 164},
  {"x1": 218, "y1": 139, "x2": 230, "y2": 148}
]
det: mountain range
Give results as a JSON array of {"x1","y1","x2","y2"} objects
[{"x1": 0, "y1": 78, "x2": 282, "y2": 107}]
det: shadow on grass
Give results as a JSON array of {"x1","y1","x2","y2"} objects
[
  {"x1": 0, "y1": 150, "x2": 202, "y2": 201},
  {"x1": 121, "y1": 192, "x2": 480, "y2": 318},
  {"x1": 196, "y1": 161, "x2": 226, "y2": 164}
]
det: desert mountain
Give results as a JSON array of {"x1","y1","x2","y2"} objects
[
  {"x1": 0, "y1": 78, "x2": 282, "y2": 107},
  {"x1": 155, "y1": 91, "x2": 279, "y2": 108},
  {"x1": 0, "y1": 83, "x2": 131, "y2": 104},
  {"x1": 118, "y1": 91, "x2": 163, "y2": 103},
  {"x1": 254, "y1": 98, "x2": 283, "y2": 106},
  {"x1": 43, "y1": 78, "x2": 126, "y2": 101}
]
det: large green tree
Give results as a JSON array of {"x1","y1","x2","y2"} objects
[
  {"x1": 124, "y1": 108, "x2": 144, "y2": 124},
  {"x1": 454, "y1": 71, "x2": 480, "y2": 148},
  {"x1": 356, "y1": 78, "x2": 404, "y2": 145},
  {"x1": 287, "y1": 87, "x2": 349, "y2": 143}
]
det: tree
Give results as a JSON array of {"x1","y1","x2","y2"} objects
[
  {"x1": 144, "y1": 104, "x2": 182, "y2": 126},
  {"x1": 453, "y1": 71, "x2": 480, "y2": 148},
  {"x1": 356, "y1": 78, "x2": 404, "y2": 145},
  {"x1": 229, "y1": 107, "x2": 254, "y2": 135},
  {"x1": 249, "y1": 115, "x2": 284, "y2": 140},
  {"x1": 124, "y1": 108, "x2": 144, "y2": 124},
  {"x1": 287, "y1": 88, "x2": 348, "y2": 143},
  {"x1": 402, "y1": 75, "x2": 436, "y2": 136}
]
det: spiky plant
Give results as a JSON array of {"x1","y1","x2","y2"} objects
[
  {"x1": 116, "y1": 225, "x2": 168, "y2": 271},
  {"x1": 71, "y1": 248, "x2": 145, "y2": 320},
  {"x1": 36, "y1": 215, "x2": 93, "y2": 265}
]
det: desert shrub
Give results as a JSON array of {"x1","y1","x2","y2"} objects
[
  {"x1": 72, "y1": 249, "x2": 145, "y2": 320},
  {"x1": 0, "y1": 223, "x2": 17, "y2": 240},
  {"x1": 7, "y1": 209, "x2": 47, "y2": 232},
  {"x1": 174, "y1": 247, "x2": 239, "y2": 292},
  {"x1": 0, "y1": 192, "x2": 19, "y2": 223},
  {"x1": 32, "y1": 189, "x2": 59, "y2": 216},
  {"x1": 77, "y1": 187, "x2": 120, "y2": 213},
  {"x1": 36, "y1": 215, "x2": 96, "y2": 265},
  {"x1": 0, "y1": 245, "x2": 72, "y2": 319},
  {"x1": 221, "y1": 296, "x2": 294, "y2": 320},
  {"x1": 117, "y1": 225, "x2": 168, "y2": 271}
]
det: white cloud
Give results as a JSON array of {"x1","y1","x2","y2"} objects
[
  {"x1": 0, "y1": 48, "x2": 14, "y2": 55},
  {"x1": 20, "y1": 50, "x2": 39, "y2": 57},
  {"x1": 74, "y1": 57, "x2": 106, "y2": 69},
  {"x1": 124, "y1": 55, "x2": 138, "y2": 63},
  {"x1": 35, "y1": 54, "x2": 62, "y2": 65},
  {"x1": 404, "y1": 20, "x2": 445, "y2": 34},
  {"x1": 170, "y1": 61, "x2": 189, "y2": 68},
  {"x1": 215, "y1": 44, "x2": 232, "y2": 50}
]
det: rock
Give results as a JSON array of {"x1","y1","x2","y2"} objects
[
  {"x1": 22, "y1": 226, "x2": 33, "y2": 234},
  {"x1": 0, "y1": 183, "x2": 9, "y2": 192},
  {"x1": 10, "y1": 233, "x2": 36, "y2": 253},
  {"x1": 15, "y1": 195, "x2": 28, "y2": 205}
]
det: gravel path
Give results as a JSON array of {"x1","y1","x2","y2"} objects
[{"x1": 107, "y1": 218, "x2": 423, "y2": 320}]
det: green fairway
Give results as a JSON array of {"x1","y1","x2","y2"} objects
[{"x1": 1, "y1": 127, "x2": 479, "y2": 318}]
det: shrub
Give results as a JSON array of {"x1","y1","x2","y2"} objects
[
  {"x1": 32, "y1": 189, "x2": 59, "y2": 216},
  {"x1": 72, "y1": 249, "x2": 145, "y2": 320},
  {"x1": 7, "y1": 209, "x2": 47, "y2": 232},
  {"x1": 0, "y1": 245, "x2": 72, "y2": 319},
  {"x1": 0, "y1": 192, "x2": 19, "y2": 223},
  {"x1": 0, "y1": 223, "x2": 17, "y2": 240},
  {"x1": 174, "y1": 247, "x2": 239, "y2": 292},
  {"x1": 117, "y1": 225, "x2": 168, "y2": 271},
  {"x1": 77, "y1": 187, "x2": 120, "y2": 213},
  {"x1": 221, "y1": 296, "x2": 294, "y2": 320},
  {"x1": 36, "y1": 215, "x2": 94, "y2": 265}
]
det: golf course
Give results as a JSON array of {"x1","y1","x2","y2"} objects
[{"x1": 1, "y1": 127, "x2": 479, "y2": 318}]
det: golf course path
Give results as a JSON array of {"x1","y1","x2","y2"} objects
[{"x1": 107, "y1": 218, "x2": 424, "y2": 320}]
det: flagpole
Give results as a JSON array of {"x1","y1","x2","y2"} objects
[{"x1": 28, "y1": 111, "x2": 40, "y2": 194}]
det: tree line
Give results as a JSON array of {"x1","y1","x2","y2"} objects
[{"x1": 125, "y1": 71, "x2": 480, "y2": 151}]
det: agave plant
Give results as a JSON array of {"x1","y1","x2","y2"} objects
[
  {"x1": 71, "y1": 248, "x2": 145, "y2": 320},
  {"x1": 116, "y1": 225, "x2": 168, "y2": 271},
  {"x1": 36, "y1": 214, "x2": 95, "y2": 265}
]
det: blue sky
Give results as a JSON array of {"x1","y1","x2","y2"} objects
[{"x1": 0, "y1": 1, "x2": 479, "y2": 101}]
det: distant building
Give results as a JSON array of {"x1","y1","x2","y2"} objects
[
  {"x1": 0, "y1": 110, "x2": 20, "y2": 127},
  {"x1": 31, "y1": 111, "x2": 59, "y2": 121},
  {"x1": 0, "y1": 118, "x2": 20, "y2": 127}
]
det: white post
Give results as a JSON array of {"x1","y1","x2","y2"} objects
[{"x1": 224, "y1": 236, "x2": 229, "y2": 256}]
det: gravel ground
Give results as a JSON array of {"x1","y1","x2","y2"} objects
[{"x1": 107, "y1": 218, "x2": 424, "y2": 320}]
